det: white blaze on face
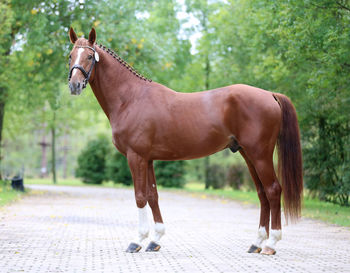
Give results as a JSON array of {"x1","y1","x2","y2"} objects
[{"x1": 71, "y1": 48, "x2": 85, "y2": 78}]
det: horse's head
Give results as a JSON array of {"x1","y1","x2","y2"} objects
[{"x1": 68, "y1": 27, "x2": 99, "y2": 95}]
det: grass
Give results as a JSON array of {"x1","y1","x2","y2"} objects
[
  {"x1": 23, "y1": 178, "x2": 350, "y2": 227},
  {"x1": 0, "y1": 182, "x2": 25, "y2": 207},
  {"x1": 181, "y1": 182, "x2": 260, "y2": 205},
  {"x1": 181, "y1": 182, "x2": 350, "y2": 227},
  {"x1": 24, "y1": 178, "x2": 127, "y2": 188},
  {"x1": 302, "y1": 197, "x2": 350, "y2": 227},
  {"x1": 25, "y1": 178, "x2": 86, "y2": 186}
]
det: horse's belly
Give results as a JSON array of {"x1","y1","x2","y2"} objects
[{"x1": 150, "y1": 132, "x2": 229, "y2": 160}]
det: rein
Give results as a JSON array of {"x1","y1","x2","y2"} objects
[{"x1": 68, "y1": 45, "x2": 99, "y2": 87}]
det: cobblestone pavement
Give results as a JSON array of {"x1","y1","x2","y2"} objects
[{"x1": 0, "y1": 185, "x2": 349, "y2": 273}]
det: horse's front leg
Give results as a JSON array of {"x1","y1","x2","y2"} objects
[
  {"x1": 145, "y1": 161, "x2": 165, "y2": 252},
  {"x1": 126, "y1": 151, "x2": 150, "y2": 253}
]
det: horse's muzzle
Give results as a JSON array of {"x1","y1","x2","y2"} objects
[{"x1": 69, "y1": 81, "x2": 83, "y2": 95}]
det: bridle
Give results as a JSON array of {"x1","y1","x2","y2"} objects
[{"x1": 68, "y1": 45, "x2": 99, "y2": 88}]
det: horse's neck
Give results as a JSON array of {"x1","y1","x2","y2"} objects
[{"x1": 89, "y1": 47, "x2": 147, "y2": 120}]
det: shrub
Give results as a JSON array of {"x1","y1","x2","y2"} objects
[
  {"x1": 226, "y1": 164, "x2": 246, "y2": 190},
  {"x1": 207, "y1": 164, "x2": 226, "y2": 189},
  {"x1": 106, "y1": 151, "x2": 132, "y2": 185},
  {"x1": 75, "y1": 135, "x2": 110, "y2": 184},
  {"x1": 154, "y1": 160, "x2": 186, "y2": 188}
]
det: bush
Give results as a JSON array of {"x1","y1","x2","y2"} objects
[
  {"x1": 207, "y1": 164, "x2": 226, "y2": 189},
  {"x1": 75, "y1": 135, "x2": 110, "y2": 184},
  {"x1": 226, "y1": 164, "x2": 245, "y2": 190},
  {"x1": 106, "y1": 151, "x2": 132, "y2": 185},
  {"x1": 154, "y1": 160, "x2": 186, "y2": 188}
]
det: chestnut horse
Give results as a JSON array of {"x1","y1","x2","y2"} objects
[{"x1": 68, "y1": 28, "x2": 303, "y2": 255}]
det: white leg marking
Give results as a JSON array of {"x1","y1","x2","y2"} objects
[
  {"x1": 153, "y1": 222, "x2": 165, "y2": 244},
  {"x1": 265, "y1": 229, "x2": 282, "y2": 249},
  {"x1": 133, "y1": 206, "x2": 149, "y2": 245},
  {"x1": 71, "y1": 48, "x2": 84, "y2": 78},
  {"x1": 253, "y1": 226, "x2": 267, "y2": 248}
]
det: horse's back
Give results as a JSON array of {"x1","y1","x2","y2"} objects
[{"x1": 142, "y1": 83, "x2": 281, "y2": 160}]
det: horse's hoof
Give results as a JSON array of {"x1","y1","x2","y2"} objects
[
  {"x1": 126, "y1": 243, "x2": 142, "y2": 253},
  {"x1": 261, "y1": 246, "x2": 276, "y2": 255},
  {"x1": 247, "y1": 244, "x2": 262, "y2": 253},
  {"x1": 145, "y1": 241, "x2": 161, "y2": 252}
]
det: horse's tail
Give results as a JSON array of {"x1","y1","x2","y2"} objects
[{"x1": 274, "y1": 93, "x2": 303, "y2": 223}]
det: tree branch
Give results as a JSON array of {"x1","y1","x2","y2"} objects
[
  {"x1": 309, "y1": 1, "x2": 350, "y2": 12},
  {"x1": 336, "y1": 1, "x2": 350, "y2": 12}
]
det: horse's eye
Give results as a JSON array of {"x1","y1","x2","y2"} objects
[
  {"x1": 69, "y1": 55, "x2": 72, "y2": 59},
  {"x1": 88, "y1": 55, "x2": 93, "y2": 60}
]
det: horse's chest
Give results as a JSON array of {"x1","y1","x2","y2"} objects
[
  {"x1": 112, "y1": 135, "x2": 125, "y2": 153},
  {"x1": 111, "y1": 124, "x2": 141, "y2": 154},
  {"x1": 111, "y1": 126, "x2": 129, "y2": 155}
]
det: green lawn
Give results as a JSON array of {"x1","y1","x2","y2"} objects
[
  {"x1": 22, "y1": 178, "x2": 350, "y2": 227},
  {"x1": 0, "y1": 182, "x2": 25, "y2": 206},
  {"x1": 24, "y1": 178, "x2": 126, "y2": 188},
  {"x1": 302, "y1": 198, "x2": 350, "y2": 227},
  {"x1": 25, "y1": 178, "x2": 85, "y2": 186},
  {"x1": 181, "y1": 182, "x2": 350, "y2": 227}
]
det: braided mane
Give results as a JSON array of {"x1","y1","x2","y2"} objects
[{"x1": 96, "y1": 43, "x2": 152, "y2": 82}]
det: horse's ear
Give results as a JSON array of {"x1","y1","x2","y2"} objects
[
  {"x1": 88, "y1": 28, "x2": 96, "y2": 44},
  {"x1": 69, "y1": 27, "x2": 78, "y2": 44}
]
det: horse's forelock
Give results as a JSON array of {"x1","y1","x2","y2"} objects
[{"x1": 74, "y1": 38, "x2": 92, "y2": 46}]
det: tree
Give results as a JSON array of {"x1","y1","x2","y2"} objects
[{"x1": 1, "y1": 0, "x2": 94, "y2": 181}]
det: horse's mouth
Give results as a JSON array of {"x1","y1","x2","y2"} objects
[{"x1": 69, "y1": 82, "x2": 84, "y2": 95}]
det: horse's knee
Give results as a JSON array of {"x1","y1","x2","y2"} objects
[
  {"x1": 135, "y1": 193, "x2": 147, "y2": 208},
  {"x1": 265, "y1": 182, "x2": 282, "y2": 202}
]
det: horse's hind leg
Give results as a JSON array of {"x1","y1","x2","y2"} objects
[
  {"x1": 240, "y1": 150, "x2": 269, "y2": 253},
  {"x1": 249, "y1": 154, "x2": 282, "y2": 255},
  {"x1": 145, "y1": 161, "x2": 165, "y2": 252}
]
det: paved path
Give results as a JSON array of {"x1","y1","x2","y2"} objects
[{"x1": 0, "y1": 185, "x2": 349, "y2": 273}]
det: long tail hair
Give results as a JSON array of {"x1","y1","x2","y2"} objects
[{"x1": 274, "y1": 93, "x2": 303, "y2": 223}]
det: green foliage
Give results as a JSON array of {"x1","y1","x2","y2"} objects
[
  {"x1": 154, "y1": 160, "x2": 186, "y2": 188},
  {"x1": 106, "y1": 151, "x2": 132, "y2": 185},
  {"x1": 304, "y1": 117, "x2": 350, "y2": 206},
  {"x1": 75, "y1": 135, "x2": 110, "y2": 184},
  {"x1": 204, "y1": 163, "x2": 253, "y2": 190},
  {"x1": 226, "y1": 164, "x2": 249, "y2": 191},
  {"x1": 206, "y1": 164, "x2": 226, "y2": 189}
]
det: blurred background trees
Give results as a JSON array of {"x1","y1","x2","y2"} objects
[{"x1": 1, "y1": 0, "x2": 350, "y2": 205}]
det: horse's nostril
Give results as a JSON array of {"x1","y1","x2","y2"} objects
[{"x1": 77, "y1": 82, "x2": 80, "y2": 88}]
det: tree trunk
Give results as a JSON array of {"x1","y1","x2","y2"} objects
[
  {"x1": 204, "y1": 157, "x2": 210, "y2": 189},
  {"x1": 51, "y1": 112, "x2": 57, "y2": 184},
  {"x1": 62, "y1": 132, "x2": 69, "y2": 179},
  {"x1": 204, "y1": 54, "x2": 211, "y2": 189},
  {"x1": 39, "y1": 133, "x2": 49, "y2": 178},
  {"x1": 0, "y1": 99, "x2": 5, "y2": 180}
]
